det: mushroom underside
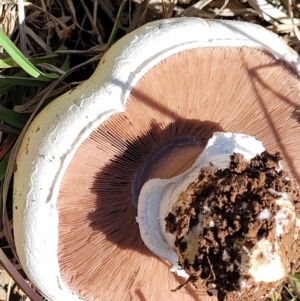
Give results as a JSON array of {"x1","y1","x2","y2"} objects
[{"x1": 57, "y1": 47, "x2": 300, "y2": 301}]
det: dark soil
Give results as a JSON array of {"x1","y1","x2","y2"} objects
[{"x1": 165, "y1": 151, "x2": 300, "y2": 301}]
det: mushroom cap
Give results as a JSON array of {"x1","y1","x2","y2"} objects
[{"x1": 13, "y1": 18, "x2": 300, "y2": 301}]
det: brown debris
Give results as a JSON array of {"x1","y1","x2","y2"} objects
[{"x1": 166, "y1": 151, "x2": 300, "y2": 301}]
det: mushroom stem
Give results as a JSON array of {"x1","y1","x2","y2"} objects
[
  {"x1": 137, "y1": 132, "x2": 265, "y2": 268},
  {"x1": 137, "y1": 132, "x2": 300, "y2": 300}
]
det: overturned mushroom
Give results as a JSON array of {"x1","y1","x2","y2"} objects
[{"x1": 13, "y1": 18, "x2": 300, "y2": 301}]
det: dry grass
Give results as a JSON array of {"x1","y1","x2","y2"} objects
[{"x1": 1, "y1": 0, "x2": 300, "y2": 300}]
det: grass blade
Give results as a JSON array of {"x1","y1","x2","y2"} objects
[
  {"x1": 107, "y1": 0, "x2": 127, "y2": 48},
  {"x1": 0, "y1": 106, "x2": 29, "y2": 129},
  {"x1": 0, "y1": 76, "x2": 50, "y2": 86},
  {"x1": 0, "y1": 45, "x2": 68, "y2": 69},
  {"x1": 0, "y1": 30, "x2": 59, "y2": 80},
  {"x1": 0, "y1": 152, "x2": 10, "y2": 181},
  {"x1": 0, "y1": 30, "x2": 45, "y2": 79},
  {"x1": 0, "y1": 85, "x2": 13, "y2": 98}
]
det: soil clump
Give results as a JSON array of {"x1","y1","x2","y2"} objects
[{"x1": 165, "y1": 151, "x2": 300, "y2": 301}]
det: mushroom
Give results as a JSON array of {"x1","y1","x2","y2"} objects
[{"x1": 13, "y1": 17, "x2": 300, "y2": 301}]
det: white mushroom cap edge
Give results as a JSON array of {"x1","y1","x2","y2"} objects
[{"x1": 13, "y1": 17, "x2": 300, "y2": 301}]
